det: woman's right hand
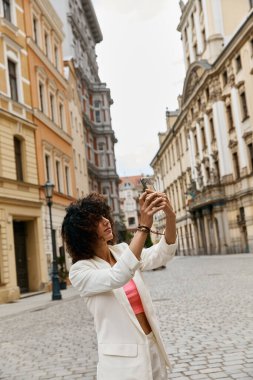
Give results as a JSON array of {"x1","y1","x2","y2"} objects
[{"x1": 139, "y1": 190, "x2": 166, "y2": 228}]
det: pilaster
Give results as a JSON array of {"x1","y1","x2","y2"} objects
[
  {"x1": 212, "y1": 101, "x2": 233, "y2": 177},
  {"x1": 230, "y1": 87, "x2": 248, "y2": 171}
]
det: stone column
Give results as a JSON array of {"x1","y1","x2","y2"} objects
[
  {"x1": 211, "y1": 0, "x2": 224, "y2": 36},
  {"x1": 195, "y1": 211, "x2": 204, "y2": 253},
  {"x1": 201, "y1": 0, "x2": 209, "y2": 39},
  {"x1": 186, "y1": 24, "x2": 195, "y2": 63},
  {"x1": 196, "y1": 122, "x2": 207, "y2": 185},
  {"x1": 203, "y1": 113, "x2": 214, "y2": 170},
  {"x1": 202, "y1": 208, "x2": 211, "y2": 254},
  {"x1": 212, "y1": 101, "x2": 233, "y2": 177},
  {"x1": 231, "y1": 87, "x2": 248, "y2": 173},
  {"x1": 213, "y1": 205, "x2": 230, "y2": 254},
  {"x1": 189, "y1": 130, "x2": 197, "y2": 181},
  {"x1": 194, "y1": 8, "x2": 204, "y2": 54}
]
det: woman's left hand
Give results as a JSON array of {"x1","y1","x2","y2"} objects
[{"x1": 144, "y1": 190, "x2": 176, "y2": 220}]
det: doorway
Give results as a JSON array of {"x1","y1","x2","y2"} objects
[{"x1": 13, "y1": 221, "x2": 29, "y2": 293}]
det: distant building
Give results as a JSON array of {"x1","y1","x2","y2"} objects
[
  {"x1": 50, "y1": 0, "x2": 121, "y2": 222},
  {"x1": 119, "y1": 176, "x2": 143, "y2": 232},
  {"x1": 151, "y1": 0, "x2": 253, "y2": 255}
]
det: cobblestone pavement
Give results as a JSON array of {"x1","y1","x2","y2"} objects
[{"x1": 0, "y1": 253, "x2": 253, "y2": 380}]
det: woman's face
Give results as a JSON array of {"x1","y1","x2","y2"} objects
[{"x1": 97, "y1": 216, "x2": 113, "y2": 242}]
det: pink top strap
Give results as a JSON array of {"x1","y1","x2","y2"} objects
[{"x1": 123, "y1": 279, "x2": 145, "y2": 315}]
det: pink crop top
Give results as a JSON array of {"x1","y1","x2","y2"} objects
[{"x1": 123, "y1": 279, "x2": 145, "y2": 315}]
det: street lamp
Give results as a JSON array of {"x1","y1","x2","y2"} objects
[{"x1": 44, "y1": 180, "x2": 62, "y2": 301}]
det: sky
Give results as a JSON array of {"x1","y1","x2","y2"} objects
[{"x1": 92, "y1": 0, "x2": 186, "y2": 177}]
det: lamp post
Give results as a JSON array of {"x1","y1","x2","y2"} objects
[{"x1": 44, "y1": 180, "x2": 62, "y2": 301}]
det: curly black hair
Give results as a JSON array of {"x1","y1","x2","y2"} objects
[{"x1": 61, "y1": 193, "x2": 116, "y2": 264}]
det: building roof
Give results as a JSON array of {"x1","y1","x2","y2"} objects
[
  {"x1": 82, "y1": 0, "x2": 103, "y2": 43},
  {"x1": 120, "y1": 175, "x2": 143, "y2": 189}
]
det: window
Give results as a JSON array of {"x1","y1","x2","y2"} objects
[
  {"x1": 240, "y1": 91, "x2": 249, "y2": 121},
  {"x1": 14, "y1": 137, "x2": 23, "y2": 181},
  {"x1": 214, "y1": 160, "x2": 220, "y2": 181},
  {"x1": 3, "y1": 0, "x2": 11, "y2": 22},
  {"x1": 70, "y1": 112, "x2": 73, "y2": 129},
  {"x1": 59, "y1": 103, "x2": 64, "y2": 129},
  {"x1": 185, "y1": 130, "x2": 189, "y2": 150},
  {"x1": 193, "y1": 43, "x2": 198, "y2": 59},
  {"x1": 95, "y1": 110, "x2": 101, "y2": 123},
  {"x1": 222, "y1": 70, "x2": 228, "y2": 86},
  {"x1": 45, "y1": 154, "x2": 51, "y2": 181},
  {"x1": 235, "y1": 55, "x2": 242, "y2": 72},
  {"x1": 44, "y1": 31, "x2": 49, "y2": 57},
  {"x1": 233, "y1": 152, "x2": 240, "y2": 179},
  {"x1": 33, "y1": 16, "x2": 38, "y2": 44},
  {"x1": 39, "y1": 82, "x2": 44, "y2": 112},
  {"x1": 50, "y1": 94, "x2": 55, "y2": 122},
  {"x1": 248, "y1": 144, "x2": 253, "y2": 171},
  {"x1": 54, "y1": 45, "x2": 59, "y2": 69},
  {"x1": 206, "y1": 87, "x2": 210, "y2": 101},
  {"x1": 201, "y1": 29, "x2": 206, "y2": 49},
  {"x1": 94, "y1": 100, "x2": 100, "y2": 108},
  {"x1": 250, "y1": 0, "x2": 253, "y2": 8},
  {"x1": 226, "y1": 104, "x2": 234, "y2": 131},
  {"x1": 201, "y1": 127, "x2": 206, "y2": 148},
  {"x1": 8, "y1": 60, "x2": 18, "y2": 101},
  {"x1": 65, "y1": 166, "x2": 70, "y2": 195},
  {"x1": 128, "y1": 217, "x2": 135, "y2": 226},
  {"x1": 73, "y1": 149, "x2": 77, "y2": 168},
  {"x1": 209, "y1": 117, "x2": 215, "y2": 141},
  {"x1": 55, "y1": 161, "x2": 62, "y2": 192},
  {"x1": 194, "y1": 134, "x2": 198, "y2": 154}
]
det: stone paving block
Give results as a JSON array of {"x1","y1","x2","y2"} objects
[
  {"x1": 1, "y1": 254, "x2": 253, "y2": 379},
  {"x1": 190, "y1": 374, "x2": 211, "y2": 379},
  {"x1": 208, "y1": 372, "x2": 229, "y2": 379},
  {"x1": 200, "y1": 367, "x2": 222, "y2": 374}
]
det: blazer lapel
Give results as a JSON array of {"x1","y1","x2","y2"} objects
[{"x1": 112, "y1": 286, "x2": 145, "y2": 336}]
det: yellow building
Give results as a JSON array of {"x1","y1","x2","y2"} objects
[
  {"x1": 0, "y1": 0, "x2": 47, "y2": 302},
  {"x1": 23, "y1": 0, "x2": 76, "y2": 274},
  {"x1": 151, "y1": 0, "x2": 253, "y2": 255},
  {"x1": 64, "y1": 59, "x2": 89, "y2": 199}
]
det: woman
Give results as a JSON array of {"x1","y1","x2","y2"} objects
[{"x1": 61, "y1": 190, "x2": 177, "y2": 380}]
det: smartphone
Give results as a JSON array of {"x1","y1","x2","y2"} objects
[{"x1": 140, "y1": 177, "x2": 156, "y2": 192}]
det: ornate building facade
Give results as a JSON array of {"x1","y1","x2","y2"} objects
[
  {"x1": 50, "y1": 0, "x2": 120, "y2": 222},
  {"x1": 24, "y1": 0, "x2": 76, "y2": 275},
  {"x1": 151, "y1": 0, "x2": 253, "y2": 255},
  {"x1": 119, "y1": 176, "x2": 142, "y2": 232},
  {"x1": 0, "y1": 0, "x2": 47, "y2": 302}
]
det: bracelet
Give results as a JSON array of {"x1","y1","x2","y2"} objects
[
  {"x1": 150, "y1": 229, "x2": 165, "y2": 236},
  {"x1": 137, "y1": 225, "x2": 150, "y2": 233},
  {"x1": 137, "y1": 225, "x2": 165, "y2": 235}
]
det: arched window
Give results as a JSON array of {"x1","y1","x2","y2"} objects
[{"x1": 14, "y1": 137, "x2": 23, "y2": 181}]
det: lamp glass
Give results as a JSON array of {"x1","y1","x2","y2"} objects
[{"x1": 44, "y1": 180, "x2": 54, "y2": 199}]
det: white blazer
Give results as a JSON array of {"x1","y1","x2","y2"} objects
[{"x1": 69, "y1": 237, "x2": 177, "y2": 380}]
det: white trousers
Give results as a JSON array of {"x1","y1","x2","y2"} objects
[{"x1": 147, "y1": 332, "x2": 168, "y2": 380}]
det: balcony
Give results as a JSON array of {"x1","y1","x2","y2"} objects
[{"x1": 188, "y1": 185, "x2": 225, "y2": 211}]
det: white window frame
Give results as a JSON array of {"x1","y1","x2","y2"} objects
[
  {"x1": 64, "y1": 165, "x2": 71, "y2": 196},
  {"x1": 4, "y1": 42, "x2": 23, "y2": 103},
  {"x1": 0, "y1": 0, "x2": 17, "y2": 25},
  {"x1": 44, "y1": 152, "x2": 52, "y2": 182},
  {"x1": 55, "y1": 159, "x2": 63, "y2": 193}
]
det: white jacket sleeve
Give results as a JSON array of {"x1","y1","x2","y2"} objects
[
  {"x1": 69, "y1": 244, "x2": 141, "y2": 297},
  {"x1": 139, "y1": 236, "x2": 177, "y2": 271}
]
